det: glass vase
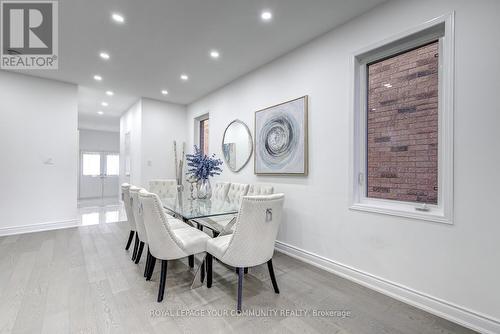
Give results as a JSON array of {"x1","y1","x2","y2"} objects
[
  {"x1": 197, "y1": 179, "x2": 212, "y2": 200},
  {"x1": 189, "y1": 181, "x2": 197, "y2": 199}
]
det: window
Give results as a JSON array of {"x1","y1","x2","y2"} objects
[
  {"x1": 106, "y1": 154, "x2": 119, "y2": 176},
  {"x1": 351, "y1": 14, "x2": 454, "y2": 223},
  {"x1": 200, "y1": 118, "x2": 209, "y2": 155},
  {"x1": 367, "y1": 41, "x2": 439, "y2": 204},
  {"x1": 82, "y1": 153, "x2": 100, "y2": 176}
]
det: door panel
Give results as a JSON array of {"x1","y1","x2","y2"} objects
[
  {"x1": 80, "y1": 153, "x2": 102, "y2": 199},
  {"x1": 79, "y1": 152, "x2": 120, "y2": 199},
  {"x1": 103, "y1": 154, "x2": 119, "y2": 197}
]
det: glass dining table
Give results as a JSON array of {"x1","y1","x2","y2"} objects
[
  {"x1": 160, "y1": 191, "x2": 239, "y2": 235},
  {"x1": 158, "y1": 190, "x2": 239, "y2": 288}
]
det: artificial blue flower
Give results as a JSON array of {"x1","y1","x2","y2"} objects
[{"x1": 186, "y1": 145, "x2": 223, "y2": 181}]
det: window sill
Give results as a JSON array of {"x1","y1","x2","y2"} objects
[{"x1": 349, "y1": 202, "x2": 452, "y2": 225}]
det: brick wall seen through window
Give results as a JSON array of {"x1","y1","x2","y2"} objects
[
  {"x1": 367, "y1": 41, "x2": 438, "y2": 204},
  {"x1": 200, "y1": 119, "x2": 209, "y2": 155}
]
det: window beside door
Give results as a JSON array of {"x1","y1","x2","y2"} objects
[
  {"x1": 106, "y1": 154, "x2": 120, "y2": 176},
  {"x1": 82, "y1": 153, "x2": 101, "y2": 176}
]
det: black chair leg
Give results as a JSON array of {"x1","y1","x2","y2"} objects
[
  {"x1": 267, "y1": 259, "x2": 280, "y2": 294},
  {"x1": 237, "y1": 267, "x2": 243, "y2": 313},
  {"x1": 125, "y1": 230, "x2": 134, "y2": 250},
  {"x1": 147, "y1": 256, "x2": 156, "y2": 281},
  {"x1": 144, "y1": 248, "x2": 151, "y2": 277},
  {"x1": 135, "y1": 241, "x2": 145, "y2": 264},
  {"x1": 206, "y1": 254, "x2": 213, "y2": 288},
  {"x1": 131, "y1": 233, "x2": 139, "y2": 261},
  {"x1": 200, "y1": 258, "x2": 205, "y2": 283},
  {"x1": 157, "y1": 260, "x2": 168, "y2": 302},
  {"x1": 188, "y1": 255, "x2": 194, "y2": 268},
  {"x1": 235, "y1": 267, "x2": 248, "y2": 274}
]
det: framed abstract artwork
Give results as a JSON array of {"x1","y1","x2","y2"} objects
[{"x1": 254, "y1": 96, "x2": 308, "y2": 175}]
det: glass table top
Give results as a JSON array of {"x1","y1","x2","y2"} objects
[{"x1": 160, "y1": 191, "x2": 239, "y2": 221}]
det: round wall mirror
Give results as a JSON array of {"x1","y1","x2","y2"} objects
[{"x1": 222, "y1": 120, "x2": 253, "y2": 172}]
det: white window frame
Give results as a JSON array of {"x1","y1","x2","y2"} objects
[{"x1": 349, "y1": 13, "x2": 455, "y2": 224}]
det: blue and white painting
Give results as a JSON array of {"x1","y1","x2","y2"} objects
[{"x1": 255, "y1": 96, "x2": 308, "y2": 175}]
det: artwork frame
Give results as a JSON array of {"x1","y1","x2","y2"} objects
[{"x1": 254, "y1": 96, "x2": 308, "y2": 176}]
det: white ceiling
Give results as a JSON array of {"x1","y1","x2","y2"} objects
[{"x1": 11, "y1": 0, "x2": 386, "y2": 126}]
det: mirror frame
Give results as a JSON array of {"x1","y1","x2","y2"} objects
[{"x1": 221, "y1": 119, "x2": 254, "y2": 173}]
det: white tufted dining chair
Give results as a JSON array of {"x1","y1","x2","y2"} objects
[
  {"x1": 226, "y1": 183, "x2": 250, "y2": 207},
  {"x1": 130, "y1": 186, "x2": 188, "y2": 278},
  {"x1": 129, "y1": 186, "x2": 147, "y2": 266},
  {"x1": 122, "y1": 183, "x2": 138, "y2": 256},
  {"x1": 149, "y1": 179, "x2": 178, "y2": 198},
  {"x1": 127, "y1": 185, "x2": 143, "y2": 261},
  {"x1": 139, "y1": 189, "x2": 211, "y2": 302},
  {"x1": 212, "y1": 182, "x2": 230, "y2": 201},
  {"x1": 131, "y1": 186, "x2": 190, "y2": 279},
  {"x1": 205, "y1": 194, "x2": 285, "y2": 312},
  {"x1": 220, "y1": 184, "x2": 275, "y2": 236},
  {"x1": 247, "y1": 184, "x2": 274, "y2": 196}
]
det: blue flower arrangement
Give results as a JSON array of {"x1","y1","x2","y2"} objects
[{"x1": 186, "y1": 145, "x2": 223, "y2": 181}]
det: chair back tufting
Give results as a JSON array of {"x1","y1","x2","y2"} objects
[
  {"x1": 220, "y1": 194, "x2": 285, "y2": 267},
  {"x1": 139, "y1": 190, "x2": 187, "y2": 260},
  {"x1": 149, "y1": 179, "x2": 177, "y2": 198},
  {"x1": 227, "y1": 183, "x2": 249, "y2": 207}
]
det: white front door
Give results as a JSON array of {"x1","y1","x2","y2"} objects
[{"x1": 79, "y1": 151, "x2": 120, "y2": 199}]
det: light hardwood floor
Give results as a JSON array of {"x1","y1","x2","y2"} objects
[{"x1": 0, "y1": 222, "x2": 476, "y2": 334}]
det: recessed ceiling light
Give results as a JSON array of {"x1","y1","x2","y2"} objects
[
  {"x1": 101, "y1": 102, "x2": 108, "y2": 107},
  {"x1": 106, "y1": 90, "x2": 114, "y2": 96},
  {"x1": 97, "y1": 111, "x2": 104, "y2": 115},
  {"x1": 210, "y1": 50, "x2": 220, "y2": 59},
  {"x1": 180, "y1": 74, "x2": 189, "y2": 81},
  {"x1": 261, "y1": 10, "x2": 273, "y2": 21},
  {"x1": 99, "y1": 52, "x2": 110, "y2": 60},
  {"x1": 161, "y1": 90, "x2": 168, "y2": 95},
  {"x1": 93, "y1": 74, "x2": 102, "y2": 81},
  {"x1": 111, "y1": 13, "x2": 125, "y2": 23}
]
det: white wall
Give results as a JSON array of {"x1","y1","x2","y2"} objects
[
  {"x1": 79, "y1": 129, "x2": 120, "y2": 152},
  {"x1": 120, "y1": 100, "x2": 142, "y2": 186},
  {"x1": 120, "y1": 98, "x2": 187, "y2": 189},
  {"x1": 0, "y1": 71, "x2": 78, "y2": 234},
  {"x1": 186, "y1": 0, "x2": 500, "y2": 331},
  {"x1": 78, "y1": 114, "x2": 120, "y2": 132},
  {"x1": 141, "y1": 98, "x2": 187, "y2": 187}
]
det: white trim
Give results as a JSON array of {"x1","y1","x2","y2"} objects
[
  {"x1": 0, "y1": 219, "x2": 79, "y2": 237},
  {"x1": 349, "y1": 12, "x2": 454, "y2": 224},
  {"x1": 275, "y1": 241, "x2": 500, "y2": 334}
]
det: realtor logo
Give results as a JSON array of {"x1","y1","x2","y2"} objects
[{"x1": 1, "y1": 0, "x2": 58, "y2": 69}]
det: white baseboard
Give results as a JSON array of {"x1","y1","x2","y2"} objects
[
  {"x1": 0, "y1": 219, "x2": 79, "y2": 237},
  {"x1": 275, "y1": 240, "x2": 499, "y2": 334}
]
